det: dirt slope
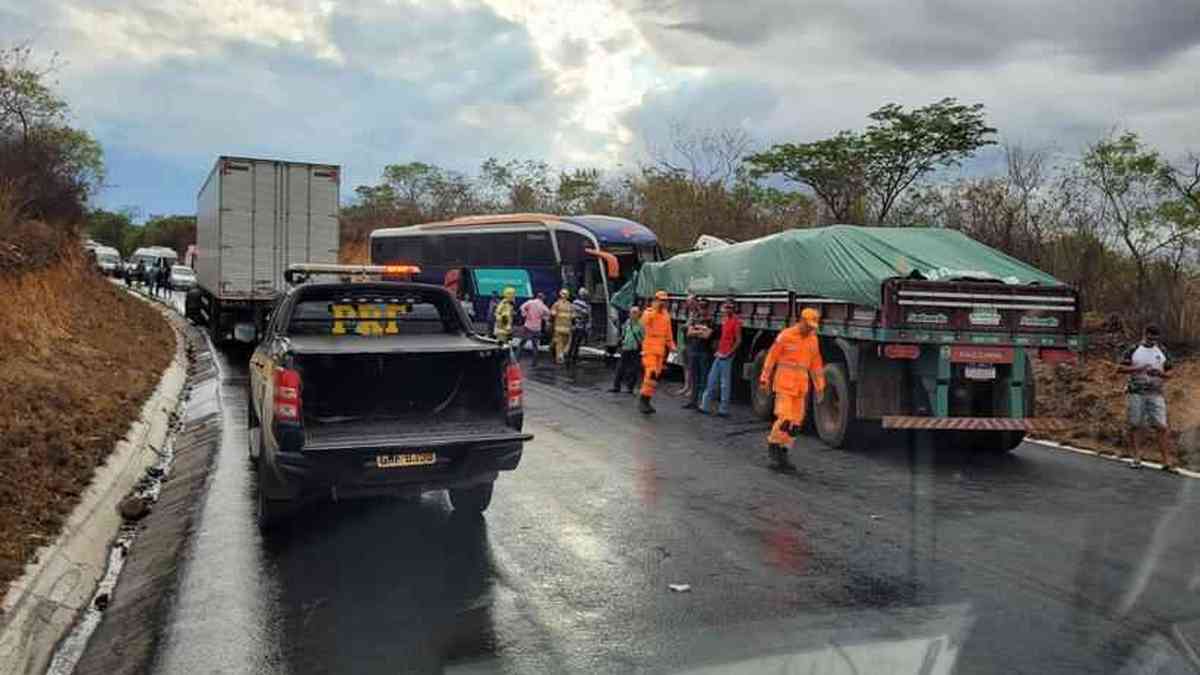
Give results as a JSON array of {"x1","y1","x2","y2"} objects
[
  {"x1": 0, "y1": 249, "x2": 173, "y2": 598},
  {"x1": 1035, "y1": 334, "x2": 1200, "y2": 468}
]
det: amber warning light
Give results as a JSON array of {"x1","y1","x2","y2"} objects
[{"x1": 284, "y1": 263, "x2": 422, "y2": 284}]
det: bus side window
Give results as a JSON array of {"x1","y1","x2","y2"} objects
[
  {"x1": 554, "y1": 231, "x2": 590, "y2": 264},
  {"x1": 441, "y1": 235, "x2": 467, "y2": 266},
  {"x1": 520, "y1": 233, "x2": 555, "y2": 265}
]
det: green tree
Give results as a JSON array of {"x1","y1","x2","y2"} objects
[
  {"x1": 747, "y1": 98, "x2": 995, "y2": 224},
  {"x1": 746, "y1": 131, "x2": 866, "y2": 223},
  {"x1": 85, "y1": 208, "x2": 135, "y2": 251},
  {"x1": 0, "y1": 43, "x2": 104, "y2": 225},
  {"x1": 1082, "y1": 131, "x2": 1200, "y2": 312}
]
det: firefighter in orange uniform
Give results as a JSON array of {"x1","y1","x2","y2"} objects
[
  {"x1": 759, "y1": 308, "x2": 826, "y2": 471},
  {"x1": 638, "y1": 291, "x2": 676, "y2": 415}
]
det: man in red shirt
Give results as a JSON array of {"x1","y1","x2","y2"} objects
[{"x1": 699, "y1": 300, "x2": 742, "y2": 416}]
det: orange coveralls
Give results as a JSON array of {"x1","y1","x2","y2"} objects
[
  {"x1": 761, "y1": 325, "x2": 826, "y2": 448},
  {"x1": 639, "y1": 306, "x2": 676, "y2": 398}
]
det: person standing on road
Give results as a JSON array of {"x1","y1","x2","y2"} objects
[
  {"x1": 610, "y1": 306, "x2": 644, "y2": 393},
  {"x1": 517, "y1": 292, "x2": 550, "y2": 364},
  {"x1": 486, "y1": 290, "x2": 500, "y2": 336},
  {"x1": 492, "y1": 286, "x2": 517, "y2": 345},
  {"x1": 682, "y1": 300, "x2": 714, "y2": 410},
  {"x1": 639, "y1": 291, "x2": 676, "y2": 415},
  {"x1": 158, "y1": 263, "x2": 171, "y2": 297},
  {"x1": 675, "y1": 294, "x2": 698, "y2": 397},
  {"x1": 700, "y1": 301, "x2": 742, "y2": 417},
  {"x1": 1118, "y1": 325, "x2": 1178, "y2": 470},
  {"x1": 550, "y1": 289, "x2": 574, "y2": 365},
  {"x1": 566, "y1": 287, "x2": 591, "y2": 369},
  {"x1": 759, "y1": 308, "x2": 826, "y2": 472}
]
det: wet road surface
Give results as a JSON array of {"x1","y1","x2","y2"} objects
[{"x1": 147, "y1": 346, "x2": 1200, "y2": 674}]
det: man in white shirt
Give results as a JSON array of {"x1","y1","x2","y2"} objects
[{"x1": 1117, "y1": 325, "x2": 1177, "y2": 470}]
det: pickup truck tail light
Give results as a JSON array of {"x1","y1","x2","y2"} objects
[
  {"x1": 275, "y1": 367, "x2": 303, "y2": 422},
  {"x1": 505, "y1": 362, "x2": 523, "y2": 410}
]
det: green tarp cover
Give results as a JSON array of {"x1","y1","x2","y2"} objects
[{"x1": 632, "y1": 225, "x2": 1063, "y2": 309}]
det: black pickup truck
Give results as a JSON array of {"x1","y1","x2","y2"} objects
[{"x1": 247, "y1": 265, "x2": 532, "y2": 528}]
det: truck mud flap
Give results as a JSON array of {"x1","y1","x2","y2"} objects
[{"x1": 882, "y1": 416, "x2": 1069, "y2": 432}]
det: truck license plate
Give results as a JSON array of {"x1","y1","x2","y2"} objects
[
  {"x1": 376, "y1": 452, "x2": 436, "y2": 468},
  {"x1": 964, "y1": 365, "x2": 997, "y2": 381}
]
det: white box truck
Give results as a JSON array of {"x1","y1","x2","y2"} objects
[{"x1": 186, "y1": 156, "x2": 340, "y2": 343}]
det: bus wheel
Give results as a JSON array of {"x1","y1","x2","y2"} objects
[
  {"x1": 749, "y1": 351, "x2": 775, "y2": 421},
  {"x1": 815, "y1": 363, "x2": 858, "y2": 449}
]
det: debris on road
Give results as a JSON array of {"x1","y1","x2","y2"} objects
[
  {"x1": 668, "y1": 583, "x2": 691, "y2": 593},
  {"x1": 118, "y1": 495, "x2": 152, "y2": 522}
]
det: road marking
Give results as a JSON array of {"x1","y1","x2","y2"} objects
[{"x1": 1027, "y1": 438, "x2": 1200, "y2": 479}]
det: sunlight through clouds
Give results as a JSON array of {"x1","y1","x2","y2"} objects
[{"x1": 481, "y1": 0, "x2": 700, "y2": 164}]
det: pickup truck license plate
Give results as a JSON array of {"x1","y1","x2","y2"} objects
[
  {"x1": 964, "y1": 365, "x2": 997, "y2": 381},
  {"x1": 376, "y1": 452, "x2": 436, "y2": 468}
]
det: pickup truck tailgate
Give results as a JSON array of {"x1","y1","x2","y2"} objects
[{"x1": 292, "y1": 347, "x2": 527, "y2": 451}]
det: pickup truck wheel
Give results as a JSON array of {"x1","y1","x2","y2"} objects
[
  {"x1": 449, "y1": 482, "x2": 494, "y2": 514},
  {"x1": 246, "y1": 394, "x2": 260, "y2": 461},
  {"x1": 256, "y1": 455, "x2": 290, "y2": 531},
  {"x1": 814, "y1": 363, "x2": 859, "y2": 449},
  {"x1": 749, "y1": 351, "x2": 775, "y2": 421}
]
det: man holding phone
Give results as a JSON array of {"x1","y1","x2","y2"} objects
[{"x1": 1117, "y1": 324, "x2": 1177, "y2": 470}]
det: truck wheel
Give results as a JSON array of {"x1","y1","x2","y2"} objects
[
  {"x1": 256, "y1": 455, "x2": 290, "y2": 531},
  {"x1": 749, "y1": 351, "x2": 775, "y2": 421},
  {"x1": 449, "y1": 482, "x2": 494, "y2": 514},
  {"x1": 814, "y1": 363, "x2": 858, "y2": 449},
  {"x1": 975, "y1": 431, "x2": 1027, "y2": 453}
]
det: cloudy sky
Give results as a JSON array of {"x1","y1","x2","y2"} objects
[{"x1": 3, "y1": 0, "x2": 1198, "y2": 216}]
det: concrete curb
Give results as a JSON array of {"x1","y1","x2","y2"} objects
[
  {"x1": 1027, "y1": 437, "x2": 1200, "y2": 479},
  {"x1": 0, "y1": 297, "x2": 188, "y2": 675},
  {"x1": 71, "y1": 322, "x2": 219, "y2": 675}
]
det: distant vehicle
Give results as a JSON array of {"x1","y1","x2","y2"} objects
[
  {"x1": 187, "y1": 156, "x2": 340, "y2": 344},
  {"x1": 247, "y1": 263, "x2": 531, "y2": 529},
  {"x1": 93, "y1": 246, "x2": 122, "y2": 276},
  {"x1": 169, "y1": 265, "x2": 196, "y2": 290},
  {"x1": 129, "y1": 246, "x2": 178, "y2": 274},
  {"x1": 370, "y1": 214, "x2": 663, "y2": 349},
  {"x1": 628, "y1": 226, "x2": 1084, "y2": 453}
]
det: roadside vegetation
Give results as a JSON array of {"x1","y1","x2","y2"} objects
[{"x1": 0, "y1": 44, "x2": 174, "y2": 598}]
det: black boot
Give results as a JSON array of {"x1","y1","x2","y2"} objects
[
  {"x1": 639, "y1": 395, "x2": 656, "y2": 415},
  {"x1": 768, "y1": 444, "x2": 795, "y2": 472}
]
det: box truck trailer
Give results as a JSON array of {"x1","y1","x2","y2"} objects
[{"x1": 186, "y1": 156, "x2": 340, "y2": 343}]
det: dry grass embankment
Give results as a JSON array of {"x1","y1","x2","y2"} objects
[
  {"x1": 0, "y1": 230, "x2": 173, "y2": 598},
  {"x1": 1035, "y1": 328, "x2": 1200, "y2": 468}
]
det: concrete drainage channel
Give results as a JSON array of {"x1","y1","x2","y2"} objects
[{"x1": 0, "y1": 291, "x2": 223, "y2": 675}]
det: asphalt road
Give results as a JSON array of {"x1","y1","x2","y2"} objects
[{"x1": 145, "y1": 343, "x2": 1200, "y2": 675}]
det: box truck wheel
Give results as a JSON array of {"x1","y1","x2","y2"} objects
[
  {"x1": 815, "y1": 363, "x2": 859, "y2": 449},
  {"x1": 749, "y1": 351, "x2": 775, "y2": 421}
]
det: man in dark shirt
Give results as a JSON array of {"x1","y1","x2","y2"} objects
[{"x1": 682, "y1": 300, "x2": 714, "y2": 409}]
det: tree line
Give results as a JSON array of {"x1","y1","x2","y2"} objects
[{"x1": 345, "y1": 99, "x2": 1200, "y2": 342}]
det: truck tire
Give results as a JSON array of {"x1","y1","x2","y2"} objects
[
  {"x1": 449, "y1": 482, "x2": 494, "y2": 514},
  {"x1": 814, "y1": 363, "x2": 859, "y2": 449},
  {"x1": 749, "y1": 351, "x2": 775, "y2": 421},
  {"x1": 979, "y1": 359, "x2": 1037, "y2": 453}
]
